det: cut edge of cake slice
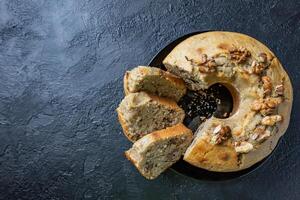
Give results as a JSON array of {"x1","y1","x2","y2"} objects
[
  {"x1": 117, "y1": 92, "x2": 185, "y2": 142},
  {"x1": 125, "y1": 123, "x2": 193, "y2": 180}
]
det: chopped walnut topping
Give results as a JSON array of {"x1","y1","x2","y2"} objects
[
  {"x1": 265, "y1": 99, "x2": 277, "y2": 108},
  {"x1": 251, "y1": 100, "x2": 264, "y2": 111},
  {"x1": 265, "y1": 97, "x2": 282, "y2": 108},
  {"x1": 262, "y1": 76, "x2": 272, "y2": 95},
  {"x1": 185, "y1": 55, "x2": 216, "y2": 73},
  {"x1": 275, "y1": 84, "x2": 284, "y2": 96},
  {"x1": 261, "y1": 115, "x2": 282, "y2": 126},
  {"x1": 260, "y1": 108, "x2": 275, "y2": 116},
  {"x1": 258, "y1": 53, "x2": 268, "y2": 63},
  {"x1": 213, "y1": 125, "x2": 222, "y2": 134},
  {"x1": 207, "y1": 60, "x2": 217, "y2": 68},
  {"x1": 250, "y1": 133, "x2": 259, "y2": 140},
  {"x1": 256, "y1": 129, "x2": 271, "y2": 142},
  {"x1": 251, "y1": 97, "x2": 282, "y2": 114},
  {"x1": 229, "y1": 47, "x2": 251, "y2": 63},
  {"x1": 254, "y1": 125, "x2": 266, "y2": 135},
  {"x1": 250, "y1": 125, "x2": 267, "y2": 141},
  {"x1": 251, "y1": 60, "x2": 265, "y2": 74},
  {"x1": 260, "y1": 97, "x2": 282, "y2": 116},
  {"x1": 211, "y1": 125, "x2": 231, "y2": 145},
  {"x1": 235, "y1": 141, "x2": 253, "y2": 153},
  {"x1": 200, "y1": 54, "x2": 208, "y2": 63}
]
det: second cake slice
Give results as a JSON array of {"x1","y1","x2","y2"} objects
[{"x1": 117, "y1": 92, "x2": 185, "y2": 142}]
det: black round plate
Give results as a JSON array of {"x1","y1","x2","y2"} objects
[{"x1": 149, "y1": 31, "x2": 275, "y2": 181}]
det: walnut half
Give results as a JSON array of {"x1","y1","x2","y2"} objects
[
  {"x1": 251, "y1": 97, "x2": 282, "y2": 115},
  {"x1": 250, "y1": 125, "x2": 266, "y2": 140},
  {"x1": 229, "y1": 47, "x2": 251, "y2": 63},
  {"x1": 250, "y1": 125, "x2": 271, "y2": 142},
  {"x1": 211, "y1": 125, "x2": 231, "y2": 145},
  {"x1": 258, "y1": 53, "x2": 268, "y2": 63},
  {"x1": 256, "y1": 129, "x2": 271, "y2": 142},
  {"x1": 235, "y1": 141, "x2": 253, "y2": 153},
  {"x1": 261, "y1": 115, "x2": 282, "y2": 126},
  {"x1": 262, "y1": 76, "x2": 272, "y2": 96},
  {"x1": 185, "y1": 55, "x2": 216, "y2": 73},
  {"x1": 251, "y1": 100, "x2": 265, "y2": 111},
  {"x1": 251, "y1": 61, "x2": 266, "y2": 74},
  {"x1": 275, "y1": 84, "x2": 284, "y2": 96}
]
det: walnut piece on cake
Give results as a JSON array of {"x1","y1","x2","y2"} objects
[
  {"x1": 210, "y1": 125, "x2": 231, "y2": 145},
  {"x1": 251, "y1": 97, "x2": 283, "y2": 114},
  {"x1": 261, "y1": 115, "x2": 283, "y2": 126},
  {"x1": 262, "y1": 76, "x2": 272, "y2": 96},
  {"x1": 251, "y1": 60, "x2": 266, "y2": 74},
  {"x1": 229, "y1": 46, "x2": 251, "y2": 63},
  {"x1": 235, "y1": 141, "x2": 253, "y2": 153},
  {"x1": 275, "y1": 84, "x2": 284, "y2": 96}
]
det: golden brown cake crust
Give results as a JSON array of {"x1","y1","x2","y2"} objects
[
  {"x1": 116, "y1": 109, "x2": 134, "y2": 142},
  {"x1": 123, "y1": 71, "x2": 130, "y2": 96},
  {"x1": 150, "y1": 123, "x2": 192, "y2": 140},
  {"x1": 184, "y1": 139, "x2": 238, "y2": 172}
]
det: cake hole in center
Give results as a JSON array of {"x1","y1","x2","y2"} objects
[
  {"x1": 178, "y1": 83, "x2": 238, "y2": 132},
  {"x1": 209, "y1": 83, "x2": 239, "y2": 119}
]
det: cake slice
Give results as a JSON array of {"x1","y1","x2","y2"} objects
[
  {"x1": 125, "y1": 123, "x2": 193, "y2": 180},
  {"x1": 117, "y1": 92, "x2": 185, "y2": 142},
  {"x1": 124, "y1": 66, "x2": 186, "y2": 102}
]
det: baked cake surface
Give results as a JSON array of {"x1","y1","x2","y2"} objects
[{"x1": 163, "y1": 31, "x2": 293, "y2": 171}]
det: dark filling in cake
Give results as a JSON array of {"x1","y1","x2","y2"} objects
[{"x1": 178, "y1": 83, "x2": 233, "y2": 132}]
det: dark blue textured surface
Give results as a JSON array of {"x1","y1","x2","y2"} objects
[{"x1": 0, "y1": 0, "x2": 299, "y2": 199}]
